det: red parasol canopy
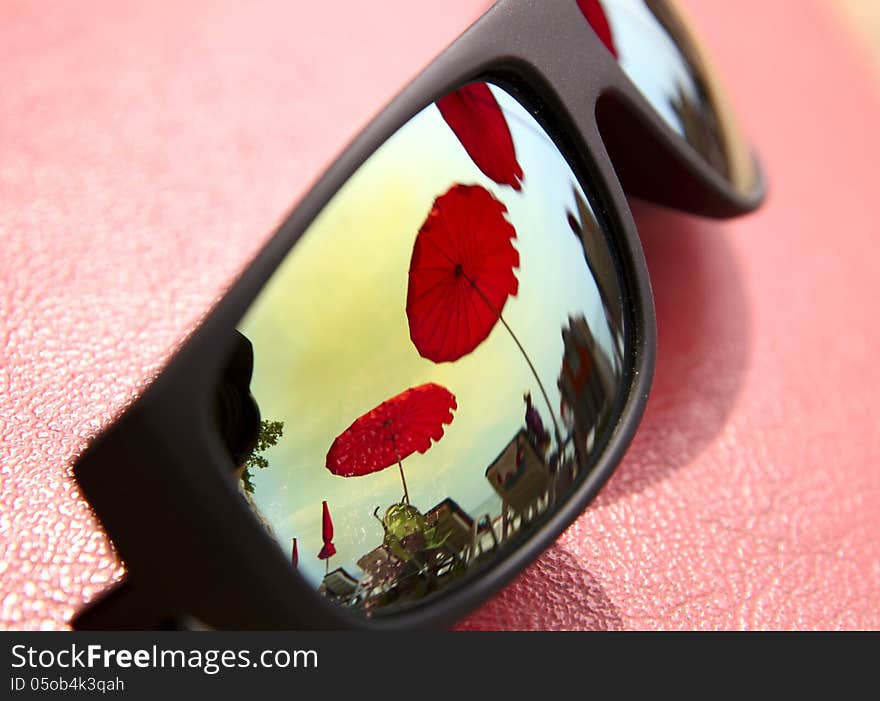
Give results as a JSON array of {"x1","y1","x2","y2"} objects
[
  {"x1": 406, "y1": 184, "x2": 519, "y2": 363},
  {"x1": 576, "y1": 0, "x2": 618, "y2": 57},
  {"x1": 317, "y1": 501, "x2": 336, "y2": 560},
  {"x1": 436, "y1": 83, "x2": 524, "y2": 191},
  {"x1": 291, "y1": 537, "x2": 298, "y2": 568},
  {"x1": 326, "y1": 383, "x2": 456, "y2": 480}
]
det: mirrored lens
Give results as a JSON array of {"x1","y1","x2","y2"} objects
[
  {"x1": 577, "y1": 0, "x2": 757, "y2": 194},
  {"x1": 222, "y1": 82, "x2": 627, "y2": 617}
]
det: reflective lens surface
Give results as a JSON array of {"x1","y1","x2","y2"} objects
[
  {"x1": 578, "y1": 0, "x2": 757, "y2": 194},
  {"x1": 224, "y1": 82, "x2": 626, "y2": 616}
]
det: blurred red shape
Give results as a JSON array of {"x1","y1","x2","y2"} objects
[
  {"x1": 436, "y1": 83, "x2": 524, "y2": 190},
  {"x1": 577, "y1": 0, "x2": 618, "y2": 57}
]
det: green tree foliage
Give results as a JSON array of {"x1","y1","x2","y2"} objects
[{"x1": 242, "y1": 419, "x2": 284, "y2": 494}]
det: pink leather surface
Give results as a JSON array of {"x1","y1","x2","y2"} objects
[{"x1": 1, "y1": 0, "x2": 878, "y2": 630}]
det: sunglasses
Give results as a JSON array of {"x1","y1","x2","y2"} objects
[{"x1": 72, "y1": 0, "x2": 764, "y2": 630}]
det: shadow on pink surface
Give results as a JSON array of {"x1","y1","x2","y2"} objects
[
  {"x1": 454, "y1": 543, "x2": 623, "y2": 630},
  {"x1": 599, "y1": 201, "x2": 752, "y2": 502}
]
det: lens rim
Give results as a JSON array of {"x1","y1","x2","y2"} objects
[{"x1": 72, "y1": 0, "x2": 762, "y2": 630}]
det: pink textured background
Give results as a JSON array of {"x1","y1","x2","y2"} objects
[{"x1": 2, "y1": 0, "x2": 879, "y2": 630}]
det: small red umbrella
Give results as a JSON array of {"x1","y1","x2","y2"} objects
[
  {"x1": 326, "y1": 383, "x2": 457, "y2": 505},
  {"x1": 436, "y1": 83, "x2": 524, "y2": 191},
  {"x1": 406, "y1": 184, "x2": 561, "y2": 445},
  {"x1": 317, "y1": 501, "x2": 336, "y2": 574},
  {"x1": 291, "y1": 537, "x2": 298, "y2": 568},
  {"x1": 576, "y1": 0, "x2": 618, "y2": 57}
]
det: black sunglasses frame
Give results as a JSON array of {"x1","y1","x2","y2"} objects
[{"x1": 72, "y1": 0, "x2": 763, "y2": 630}]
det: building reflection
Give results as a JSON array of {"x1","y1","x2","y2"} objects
[
  {"x1": 558, "y1": 314, "x2": 616, "y2": 461},
  {"x1": 567, "y1": 186, "x2": 624, "y2": 363},
  {"x1": 313, "y1": 313, "x2": 617, "y2": 615}
]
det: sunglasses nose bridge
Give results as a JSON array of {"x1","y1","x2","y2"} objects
[
  {"x1": 581, "y1": 0, "x2": 764, "y2": 213},
  {"x1": 495, "y1": 0, "x2": 764, "y2": 216}
]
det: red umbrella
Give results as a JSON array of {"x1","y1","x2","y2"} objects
[
  {"x1": 325, "y1": 383, "x2": 457, "y2": 505},
  {"x1": 436, "y1": 83, "x2": 524, "y2": 191},
  {"x1": 291, "y1": 537, "x2": 298, "y2": 568},
  {"x1": 407, "y1": 184, "x2": 519, "y2": 363},
  {"x1": 406, "y1": 184, "x2": 561, "y2": 445},
  {"x1": 576, "y1": 0, "x2": 618, "y2": 57},
  {"x1": 318, "y1": 501, "x2": 336, "y2": 573}
]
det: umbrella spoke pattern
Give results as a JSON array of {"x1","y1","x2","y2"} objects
[
  {"x1": 407, "y1": 185, "x2": 518, "y2": 362},
  {"x1": 407, "y1": 184, "x2": 562, "y2": 446},
  {"x1": 326, "y1": 384, "x2": 457, "y2": 505}
]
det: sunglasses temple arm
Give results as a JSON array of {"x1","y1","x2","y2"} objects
[
  {"x1": 71, "y1": 403, "x2": 219, "y2": 631},
  {"x1": 71, "y1": 577, "x2": 185, "y2": 631}
]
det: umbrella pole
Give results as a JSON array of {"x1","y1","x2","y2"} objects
[
  {"x1": 465, "y1": 275, "x2": 563, "y2": 449},
  {"x1": 392, "y1": 440, "x2": 411, "y2": 505},
  {"x1": 496, "y1": 312, "x2": 563, "y2": 450}
]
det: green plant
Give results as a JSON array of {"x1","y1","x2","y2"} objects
[{"x1": 241, "y1": 419, "x2": 284, "y2": 494}]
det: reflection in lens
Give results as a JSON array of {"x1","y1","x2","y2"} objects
[
  {"x1": 225, "y1": 82, "x2": 626, "y2": 616},
  {"x1": 578, "y1": 0, "x2": 757, "y2": 194}
]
